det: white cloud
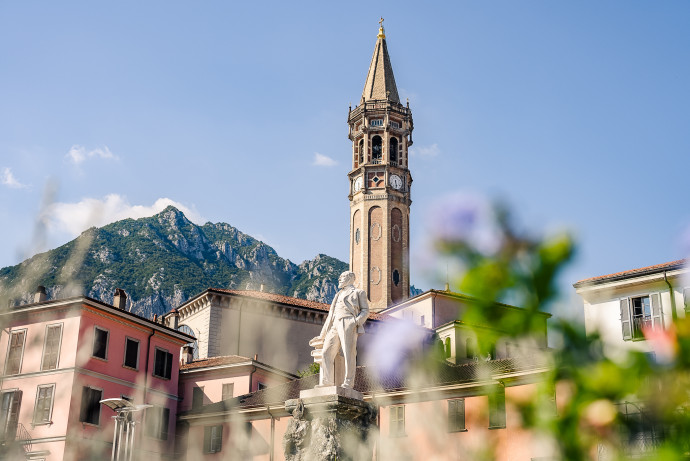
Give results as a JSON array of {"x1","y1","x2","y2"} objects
[
  {"x1": 1, "y1": 167, "x2": 28, "y2": 189},
  {"x1": 409, "y1": 143, "x2": 440, "y2": 158},
  {"x1": 41, "y1": 194, "x2": 202, "y2": 237},
  {"x1": 66, "y1": 145, "x2": 117, "y2": 165},
  {"x1": 313, "y1": 152, "x2": 337, "y2": 167}
]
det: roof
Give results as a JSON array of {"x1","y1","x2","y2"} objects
[
  {"x1": 183, "y1": 356, "x2": 550, "y2": 415},
  {"x1": 361, "y1": 27, "x2": 400, "y2": 103},
  {"x1": 573, "y1": 259, "x2": 687, "y2": 288},
  {"x1": 201, "y1": 288, "x2": 388, "y2": 321},
  {"x1": 382, "y1": 289, "x2": 552, "y2": 319},
  {"x1": 180, "y1": 354, "x2": 298, "y2": 378},
  {"x1": 2, "y1": 295, "x2": 194, "y2": 343},
  {"x1": 180, "y1": 355, "x2": 253, "y2": 370}
]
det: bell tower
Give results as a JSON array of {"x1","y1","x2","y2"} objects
[{"x1": 348, "y1": 19, "x2": 413, "y2": 313}]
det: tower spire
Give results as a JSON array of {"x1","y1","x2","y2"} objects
[{"x1": 361, "y1": 18, "x2": 400, "y2": 104}]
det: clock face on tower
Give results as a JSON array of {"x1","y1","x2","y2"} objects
[
  {"x1": 390, "y1": 174, "x2": 403, "y2": 190},
  {"x1": 353, "y1": 177, "x2": 364, "y2": 193}
]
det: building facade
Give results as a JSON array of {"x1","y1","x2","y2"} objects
[
  {"x1": 574, "y1": 259, "x2": 688, "y2": 353},
  {"x1": 164, "y1": 288, "x2": 387, "y2": 375},
  {"x1": 0, "y1": 289, "x2": 192, "y2": 460}
]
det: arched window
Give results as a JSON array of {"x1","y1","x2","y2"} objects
[
  {"x1": 444, "y1": 337, "x2": 451, "y2": 358},
  {"x1": 358, "y1": 139, "x2": 364, "y2": 165},
  {"x1": 392, "y1": 269, "x2": 400, "y2": 286},
  {"x1": 372, "y1": 136, "x2": 382, "y2": 164},
  {"x1": 178, "y1": 325, "x2": 199, "y2": 360},
  {"x1": 390, "y1": 138, "x2": 398, "y2": 165}
]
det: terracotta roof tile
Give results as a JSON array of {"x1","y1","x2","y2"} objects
[
  {"x1": 180, "y1": 355, "x2": 252, "y2": 370},
  {"x1": 574, "y1": 259, "x2": 687, "y2": 287},
  {"x1": 206, "y1": 289, "x2": 388, "y2": 321}
]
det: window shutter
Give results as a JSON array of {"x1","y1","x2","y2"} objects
[
  {"x1": 214, "y1": 426, "x2": 223, "y2": 452},
  {"x1": 204, "y1": 426, "x2": 212, "y2": 453},
  {"x1": 80, "y1": 387, "x2": 90, "y2": 422},
  {"x1": 166, "y1": 352, "x2": 173, "y2": 379},
  {"x1": 7, "y1": 391, "x2": 22, "y2": 441},
  {"x1": 160, "y1": 408, "x2": 170, "y2": 440},
  {"x1": 650, "y1": 293, "x2": 663, "y2": 329},
  {"x1": 620, "y1": 298, "x2": 632, "y2": 341}
]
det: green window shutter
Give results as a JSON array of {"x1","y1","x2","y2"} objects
[
  {"x1": 620, "y1": 298, "x2": 632, "y2": 341},
  {"x1": 651, "y1": 293, "x2": 663, "y2": 329},
  {"x1": 203, "y1": 426, "x2": 211, "y2": 453}
]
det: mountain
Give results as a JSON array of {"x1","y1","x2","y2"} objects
[{"x1": 0, "y1": 206, "x2": 348, "y2": 317}]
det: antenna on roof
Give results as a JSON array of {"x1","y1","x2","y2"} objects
[{"x1": 445, "y1": 263, "x2": 450, "y2": 292}]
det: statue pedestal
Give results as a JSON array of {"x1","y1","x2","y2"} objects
[{"x1": 283, "y1": 388, "x2": 377, "y2": 461}]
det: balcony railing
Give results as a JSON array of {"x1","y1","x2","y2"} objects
[
  {"x1": 632, "y1": 317, "x2": 653, "y2": 339},
  {"x1": 16, "y1": 423, "x2": 31, "y2": 453}
]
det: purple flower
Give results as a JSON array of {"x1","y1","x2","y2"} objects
[{"x1": 429, "y1": 192, "x2": 503, "y2": 255}]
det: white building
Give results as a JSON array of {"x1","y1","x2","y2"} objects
[{"x1": 574, "y1": 259, "x2": 688, "y2": 352}]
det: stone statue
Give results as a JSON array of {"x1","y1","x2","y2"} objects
[{"x1": 313, "y1": 271, "x2": 369, "y2": 389}]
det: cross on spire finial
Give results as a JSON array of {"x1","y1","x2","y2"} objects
[{"x1": 378, "y1": 17, "x2": 386, "y2": 39}]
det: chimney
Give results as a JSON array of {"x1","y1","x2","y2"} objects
[
  {"x1": 34, "y1": 286, "x2": 47, "y2": 303},
  {"x1": 170, "y1": 309, "x2": 179, "y2": 330},
  {"x1": 260, "y1": 284, "x2": 265, "y2": 292},
  {"x1": 113, "y1": 289, "x2": 127, "y2": 310},
  {"x1": 253, "y1": 354, "x2": 258, "y2": 361},
  {"x1": 181, "y1": 345, "x2": 194, "y2": 365}
]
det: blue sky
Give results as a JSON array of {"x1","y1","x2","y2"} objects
[{"x1": 1, "y1": 2, "x2": 689, "y2": 315}]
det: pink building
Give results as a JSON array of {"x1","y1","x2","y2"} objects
[
  {"x1": 177, "y1": 358, "x2": 556, "y2": 460},
  {"x1": 175, "y1": 355, "x2": 297, "y2": 456},
  {"x1": 0, "y1": 289, "x2": 192, "y2": 460}
]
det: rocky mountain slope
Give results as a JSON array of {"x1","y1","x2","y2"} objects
[{"x1": 0, "y1": 206, "x2": 349, "y2": 317}]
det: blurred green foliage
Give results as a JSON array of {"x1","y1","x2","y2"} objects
[{"x1": 434, "y1": 198, "x2": 690, "y2": 460}]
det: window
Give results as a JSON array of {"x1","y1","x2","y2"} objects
[
  {"x1": 444, "y1": 337, "x2": 451, "y2": 358},
  {"x1": 145, "y1": 406, "x2": 170, "y2": 440},
  {"x1": 204, "y1": 425, "x2": 223, "y2": 453},
  {"x1": 420, "y1": 315, "x2": 425, "y2": 326},
  {"x1": 390, "y1": 405, "x2": 405, "y2": 437},
  {"x1": 391, "y1": 120, "x2": 400, "y2": 129},
  {"x1": 620, "y1": 294, "x2": 663, "y2": 341},
  {"x1": 392, "y1": 269, "x2": 400, "y2": 286},
  {"x1": 0, "y1": 390, "x2": 22, "y2": 442},
  {"x1": 153, "y1": 348, "x2": 173, "y2": 380},
  {"x1": 370, "y1": 119, "x2": 383, "y2": 127},
  {"x1": 222, "y1": 383, "x2": 234, "y2": 401},
  {"x1": 358, "y1": 139, "x2": 364, "y2": 165},
  {"x1": 41, "y1": 324, "x2": 62, "y2": 371},
  {"x1": 617, "y1": 401, "x2": 665, "y2": 455},
  {"x1": 466, "y1": 338, "x2": 477, "y2": 359},
  {"x1": 257, "y1": 382, "x2": 267, "y2": 390},
  {"x1": 79, "y1": 387, "x2": 102, "y2": 425},
  {"x1": 488, "y1": 389, "x2": 506, "y2": 429},
  {"x1": 390, "y1": 137, "x2": 398, "y2": 165},
  {"x1": 5, "y1": 330, "x2": 26, "y2": 375},
  {"x1": 371, "y1": 136, "x2": 382, "y2": 163},
  {"x1": 192, "y1": 387, "x2": 204, "y2": 409},
  {"x1": 92, "y1": 327, "x2": 109, "y2": 360},
  {"x1": 123, "y1": 338, "x2": 139, "y2": 369},
  {"x1": 33, "y1": 384, "x2": 55, "y2": 425},
  {"x1": 448, "y1": 399, "x2": 466, "y2": 432}
]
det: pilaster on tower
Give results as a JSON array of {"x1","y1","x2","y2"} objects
[{"x1": 347, "y1": 19, "x2": 414, "y2": 313}]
